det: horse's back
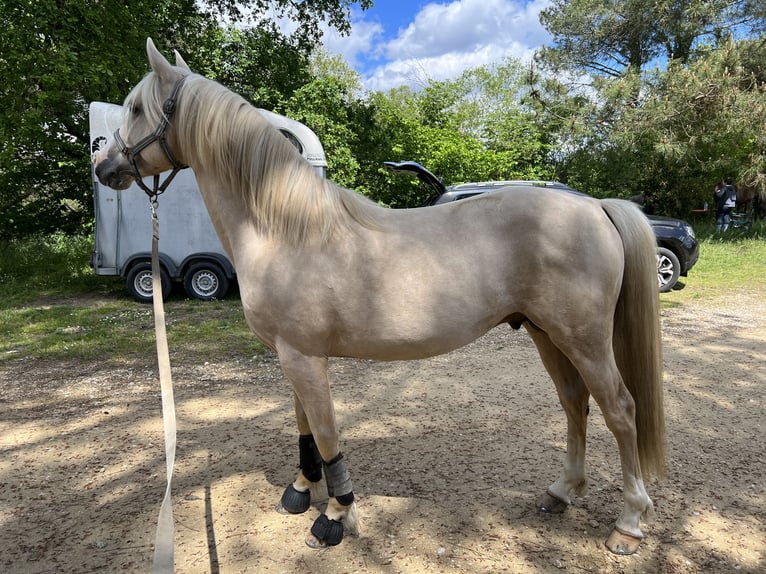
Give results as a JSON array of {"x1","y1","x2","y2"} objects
[{"x1": 303, "y1": 186, "x2": 628, "y2": 359}]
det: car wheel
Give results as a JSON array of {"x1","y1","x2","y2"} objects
[
  {"x1": 126, "y1": 262, "x2": 172, "y2": 303},
  {"x1": 183, "y1": 262, "x2": 229, "y2": 300},
  {"x1": 657, "y1": 247, "x2": 680, "y2": 293}
]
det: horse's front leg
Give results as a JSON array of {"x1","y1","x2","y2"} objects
[
  {"x1": 275, "y1": 394, "x2": 328, "y2": 515},
  {"x1": 276, "y1": 345, "x2": 359, "y2": 548}
]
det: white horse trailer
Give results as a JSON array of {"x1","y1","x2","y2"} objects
[{"x1": 89, "y1": 102, "x2": 327, "y2": 302}]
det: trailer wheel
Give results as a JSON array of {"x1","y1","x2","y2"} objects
[
  {"x1": 183, "y1": 262, "x2": 229, "y2": 300},
  {"x1": 126, "y1": 262, "x2": 172, "y2": 303}
]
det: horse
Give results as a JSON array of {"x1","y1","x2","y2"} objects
[{"x1": 94, "y1": 38, "x2": 665, "y2": 555}]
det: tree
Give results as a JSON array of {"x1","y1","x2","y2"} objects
[
  {"x1": 280, "y1": 51, "x2": 367, "y2": 190},
  {"x1": 532, "y1": 0, "x2": 766, "y2": 215},
  {"x1": 203, "y1": 0, "x2": 372, "y2": 50},
  {"x1": 538, "y1": 0, "x2": 761, "y2": 76},
  {"x1": 0, "y1": 0, "x2": 370, "y2": 238},
  {"x1": 1, "y1": 0, "x2": 209, "y2": 237},
  {"x1": 190, "y1": 25, "x2": 311, "y2": 111},
  {"x1": 614, "y1": 39, "x2": 766, "y2": 212},
  {"x1": 449, "y1": 59, "x2": 554, "y2": 179},
  {"x1": 359, "y1": 59, "x2": 557, "y2": 208},
  {"x1": 530, "y1": 38, "x2": 766, "y2": 215}
]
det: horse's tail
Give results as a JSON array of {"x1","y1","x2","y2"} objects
[{"x1": 601, "y1": 198, "x2": 666, "y2": 478}]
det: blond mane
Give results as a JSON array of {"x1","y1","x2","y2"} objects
[{"x1": 127, "y1": 71, "x2": 380, "y2": 246}]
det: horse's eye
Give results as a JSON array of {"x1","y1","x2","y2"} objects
[{"x1": 132, "y1": 105, "x2": 142, "y2": 116}]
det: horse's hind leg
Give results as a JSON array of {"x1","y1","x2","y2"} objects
[
  {"x1": 526, "y1": 324, "x2": 590, "y2": 512},
  {"x1": 556, "y1": 339, "x2": 654, "y2": 554},
  {"x1": 276, "y1": 345, "x2": 359, "y2": 548}
]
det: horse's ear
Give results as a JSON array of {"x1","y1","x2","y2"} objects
[
  {"x1": 174, "y1": 50, "x2": 191, "y2": 71},
  {"x1": 146, "y1": 37, "x2": 176, "y2": 80}
]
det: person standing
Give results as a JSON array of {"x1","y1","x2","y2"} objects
[{"x1": 714, "y1": 178, "x2": 737, "y2": 231}]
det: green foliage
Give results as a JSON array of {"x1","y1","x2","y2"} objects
[
  {"x1": 4, "y1": 0, "x2": 763, "y2": 232},
  {"x1": 538, "y1": 0, "x2": 762, "y2": 76},
  {"x1": 533, "y1": 38, "x2": 766, "y2": 214},
  {"x1": 533, "y1": 2, "x2": 766, "y2": 215},
  {"x1": 279, "y1": 51, "x2": 367, "y2": 189},
  {"x1": 614, "y1": 40, "x2": 766, "y2": 212},
  {"x1": 0, "y1": 234, "x2": 119, "y2": 305},
  {"x1": 191, "y1": 25, "x2": 311, "y2": 111},
  {"x1": 361, "y1": 60, "x2": 555, "y2": 207},
  {"x1": 0, "y1": 0, "x2": 368, "y2": 239},
  {"x1": 0, "y1": 0, "x2": 220, "y2": 239}
]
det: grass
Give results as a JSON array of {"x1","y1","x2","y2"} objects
[
  {"x1": 0, "y1": 233, "x2": 119, "y2": 304},
  {"x1": 1, "y1": 229, "x2": 764, "y2": 365},
  {"x1": 668, "y1": 220, "x2": 766, "y2": 301},
  {"x1": 0, "y1": 234, "x2": 266, "y2": 364}
]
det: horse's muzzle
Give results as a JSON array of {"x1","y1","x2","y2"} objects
[{"x1": 94, "y1": 155, "x2": 135, "y2": 190}]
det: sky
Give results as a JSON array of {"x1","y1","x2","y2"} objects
[{"x1": 321, "y1": 0, "x2": 554, "y2": 92}]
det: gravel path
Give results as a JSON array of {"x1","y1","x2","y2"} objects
[{"x1": 1, "y1": 292, "x2": 764, "y2": 573}]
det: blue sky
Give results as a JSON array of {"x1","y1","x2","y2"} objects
[{"x1": 321, "y1": 0, "x2": 554, "y2": 91}]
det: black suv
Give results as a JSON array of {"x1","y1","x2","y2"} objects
[{"x1": 386, "y1": 161, "x2": 699, "y2": 292}]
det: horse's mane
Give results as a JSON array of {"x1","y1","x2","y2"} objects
[{"x1": 127, "y1": 71, "x2": 380, "y2": 246}]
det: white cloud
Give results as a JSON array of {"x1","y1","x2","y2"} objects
[
  {"x1": 322, "y1": 18, "x2": 385, "y2": 70},
  {"x1": 325, "y1": 0, "x2": 553, "y2": 92}
]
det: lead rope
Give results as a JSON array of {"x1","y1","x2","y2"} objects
[{"x1": 150, "y1": 199, "x2": 177, "y2": 573}]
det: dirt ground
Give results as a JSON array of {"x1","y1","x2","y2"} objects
[{"x1": 1, "y1": 291, "x2": 764, "y2": 573}]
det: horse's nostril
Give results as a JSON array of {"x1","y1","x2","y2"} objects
[
  {"x1": 94, "y1": 161, "x2": 108, "y2": 181},
  {"x1": 95, "y1": 160, "x2": 117, "y2": 186}
]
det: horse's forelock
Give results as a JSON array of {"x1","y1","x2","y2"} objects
[{"x1": 123, "y1": 72, "x2": 168, "y2": 130}]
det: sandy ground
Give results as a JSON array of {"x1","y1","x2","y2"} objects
[{"x1": 1, "y1": 291, "x2": 764, "y2": 573}]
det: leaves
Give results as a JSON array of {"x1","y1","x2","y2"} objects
[
  {"x1": 534, "y1": 2, "x2": 766, "y2": 215},
  {"x1": 0, "y1": 0, "x2": 368, "y2": 238}
]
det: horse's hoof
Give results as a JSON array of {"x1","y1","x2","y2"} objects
[
  {"x1": 305, "y1": 535, "x2": 330, "y2": 549},
  {"x1": 537, "y1": 492, "x2": 569, "y2": 514},
  {"x1": 605, "y1": 527, "x2": 642, "y2": 555},
  {"x1": 308, "y1": 514, "x2": 344, "y2": 547},
  {"x1": 276, "y1": 484, "x2": 311, "y2": 515}
]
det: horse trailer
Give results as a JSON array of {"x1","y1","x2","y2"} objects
[{"x1": 89, "y1": 102, "x2": 327, "y2": 302}]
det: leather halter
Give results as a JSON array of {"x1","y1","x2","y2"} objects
[{"x1": 113, "y1": 74, "x2": 188, "y2": 199}]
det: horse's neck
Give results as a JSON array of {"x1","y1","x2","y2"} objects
[
  {"x1": 193, "y1": 172, "x2": 260, "y2": 264},
  {"x1": 183, "y1": 87, "x2": 377, "y2": 249}
]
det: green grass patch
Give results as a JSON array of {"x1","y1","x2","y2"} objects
[
  {"x1": 0, "y1": 233, "x2": 122, "y2": 305},
  {"x1": 663, "y1": 220, "x2": 766, "y2": 304},
  {"x1": 0, "y1": 234, "x2": 267, "y2": 364},
  {"x1": 0, "y1": 298, "x2": 265, "y2": 363}
]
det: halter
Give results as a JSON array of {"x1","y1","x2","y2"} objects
[{"x1": 113, "y1": 74, "x2": 188, "y2": 199}]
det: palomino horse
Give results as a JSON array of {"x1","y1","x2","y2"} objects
[{"x1": 95, "y1": 39, "x2": 665, "y2": 555}]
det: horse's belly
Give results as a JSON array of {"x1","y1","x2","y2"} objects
[{"x1": 330, "y1": 306, "x2": 502, "y2": 361}]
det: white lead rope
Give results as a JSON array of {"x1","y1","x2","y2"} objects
[{"x1": 150, "y1": 201, "x2": 177, "y2": 572}]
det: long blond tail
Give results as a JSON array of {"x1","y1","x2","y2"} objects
[{"x1": 601, "y1": 199, "x2": 666, "y2": 477}]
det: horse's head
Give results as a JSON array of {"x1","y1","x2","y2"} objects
[{"x1": 94, "y1": 38, "x2": 190, "y2": 191}]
